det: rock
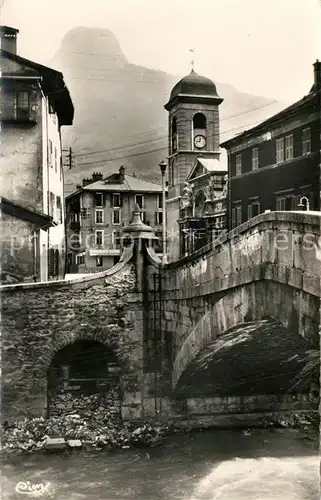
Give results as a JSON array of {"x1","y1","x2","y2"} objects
[
  {"x1": 67, "y1": 439, "x2": 82, "y2": 448},
  {"x1": 45, "y1": 437, "x2": 66, "y2": 450}
]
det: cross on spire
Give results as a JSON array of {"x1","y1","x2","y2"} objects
[{"x1": 190, "y1": 48, "x2": 195, "y2": 71}]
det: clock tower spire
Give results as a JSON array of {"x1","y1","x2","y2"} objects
[{"x1": 164, "y1": 69, "x2": 223, "y2": 261}]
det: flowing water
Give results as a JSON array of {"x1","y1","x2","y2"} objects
[{"x1": 2, "y1": 428, "x2": 319, "y2": 500}]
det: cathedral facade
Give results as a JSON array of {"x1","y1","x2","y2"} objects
[{"x1": 164, "y1": 69, "x2": 228, "y2": 261}]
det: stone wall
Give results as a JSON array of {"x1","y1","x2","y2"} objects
[
  {"x1": 0, "y1": 81, "x2": 44, "y2": 213},
  {"x1": 1, "y1": 260, "x2": 145, "y2": 423},
  {"x1": 0, "y1": 213, "x2": 38, "y2": 280}
]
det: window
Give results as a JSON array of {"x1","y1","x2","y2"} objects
[
  {"x1": 95, "y1": 230, "x2": 104, "y2": 246},
  {"x1": 112, "y1": 231, "x2": 121, "y2": 249},
  {"x1": 172, "y1": 116, "x2": 177, "y2": 153},
  {"x1": 56, "y1": 196, "x2": 62, "y2": 223},
  {"x1": 252, "y1": 147, "x2": 259, "y2": 170},
  {"x1": 156, "y1": 211, "x2": 163, "y2": 225},
  {"x1": 112, "y1": 209, "x2": 121, "y2": 225},
  {"x1": 302, "y1": 128, "x2": 311, "y2": 155},
  {"x1": 112, "y1": 193, "x2": 121, "y2": 208},
  {"x1": 276, "y1": 138, "x2": 284, "y2": 163},
  {"x1": 141, "y1": 211, "x2": 148, "y2": 224},
  {"x1": 96, "y1": 256, "x2": 103, "y2": 267},
  {"x1": 285, "y1": 195, "x2": 294, "y2": 210},
  {"x1": 49, "y1": 192, "x2": 55, "y2": 216},
  {"x1": 94, "y1": 192, "x2": 104, "y2": 207},
  {"x1": 276, "y1": 194, "x2": 294, "y2": 211},
  {"x1": 247, "y1": 199, "x2": 260, "y2": 220},
  {"x1": 231, "y1": 203, "x2": 242, "y2": 229},
  {"x1": 95, "y1": 209, "x2": 104, "y2": 224},
  {"x1": 158, "y1": 194, "x2": 163, "y2": 209},
  {"x1": 16, "y1": 91, "x2": 29, "y2": 119},
  {"x1": 76, "y1": 254, "x2": 85, "y2": 265},
  {"x1": 49, "y1": 140, "x2": 53, "y2": 168},
  {"x1": 285, "y1": 134, "x2": 293, "y2": 160},
  {"x1": 235, "y1": 154, "x2": 242, "y2": 176},
  {"x1": 135, "y1": 194, "x2": 144, "y2": 208},
  {"x1": 276, "y1": 196, "x2": 285, "y2": 211}
]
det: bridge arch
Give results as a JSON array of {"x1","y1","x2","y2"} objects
[{"x1": 172, "y1": 280, "x2": 318, "y2": 389}]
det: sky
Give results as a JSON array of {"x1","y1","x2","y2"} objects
[{"x1": 1, "y1": 0, "x2": 321, "y2": 101}]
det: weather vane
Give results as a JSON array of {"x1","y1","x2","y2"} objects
[{"x1": 190, "y1": 48, "x2": 195, "y2": 71}]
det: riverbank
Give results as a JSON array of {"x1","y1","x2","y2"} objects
[
  {"x1": 2, "y1": 427, "x2": 319, "y2": 500},
  {"x1": 1, "y1": 409, "x2": 318, "y2": 457}
]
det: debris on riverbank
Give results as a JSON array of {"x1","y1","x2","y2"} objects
[
  {"x1": 1, "y1": 410, "x2": 318, "y2": 456},
  {"x1": 1, "y1": 412, "x2": 171, "y2": 455},
  {"x1": 270, "y1": 412, "x2": 319, "y2": 434}
]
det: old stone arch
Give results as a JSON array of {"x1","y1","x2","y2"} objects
[{"x1": 47, "y1": 339, "x2": 122, "y2": 418}]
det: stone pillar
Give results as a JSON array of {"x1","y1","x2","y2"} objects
[
  {"x1": 122, "y1": 203, "x2": 156, "y2": 293},
  {"x1": 122, "y1": 205, "x2": 160, "y2": 417}
]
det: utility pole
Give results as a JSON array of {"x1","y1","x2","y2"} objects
[{"x1": 62, "y1": 147, "x2": 73, "y2": 169}]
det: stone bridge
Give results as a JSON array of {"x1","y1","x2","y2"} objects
[
  {"x1": 145, "y1": 211, "x2": 320, "y2": 414},
  {"x1": 1, "y1": 210, "x2": 320, "y2": 425}
]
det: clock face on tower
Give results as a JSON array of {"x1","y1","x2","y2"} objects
[{"x1": 194, "y1": 135, "x2": 206, "y2": 149}]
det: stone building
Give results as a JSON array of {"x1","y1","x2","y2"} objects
[
  {"x1": 0, "y1": 26, "x2": 74, "y2": 283},
  {"x1": 65, "y1": 166, "x2": 166, "y2": 273},
  {"x1": 220, "y1": 60, "x2": 321, "y2": 231},
  {"x1": 164, "y1": 69, "x2": 227, "y2": 261}
]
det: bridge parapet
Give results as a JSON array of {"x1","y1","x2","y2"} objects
[{"x1": 161, "y1": 211, "x2": 321, "y2": 299}]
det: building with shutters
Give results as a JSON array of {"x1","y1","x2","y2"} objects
[
  {"x1": 65, "y1": 167, "x2": 166, "y2": 273},
  {"x1": 0, "y1": 26, "x2": 74, "y2": 283},
  {"x1": 220, "y1": 60, "x2": 321, "y2": 231}
]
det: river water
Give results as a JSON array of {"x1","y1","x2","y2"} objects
[{"x1": 2, "y1": 428, "x2": 319, "y2": 500}]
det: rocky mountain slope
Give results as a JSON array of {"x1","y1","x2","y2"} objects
[{"x1": 49, "y1": 27, "x2": 286, "y2": 194}]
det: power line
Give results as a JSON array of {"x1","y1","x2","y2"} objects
[
  {"x1": 73, "y1": 100, "x2": 278, "y2": 159},
  {"x1": 74, "y1": 135, "x2": 166, "y2": 158},
  {"x1": 77, "y1": 145, "x2": 168, "y2": 167},
  {"x1": 75, "y1": 119, "x2": 264, "y2": 168}
]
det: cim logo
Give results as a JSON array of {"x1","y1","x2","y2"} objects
[{"x1": 15, "y1": 481, "x2": 52, "y2": 497}]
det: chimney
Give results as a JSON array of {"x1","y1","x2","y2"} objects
[
  {"x1": 119, "y1": 165, "x2": 125, "y2": 184},
  {"x1": 0, "y1": 26, "x2": 19, "y2": 54},
  {"x1": 91, "y1": 172, "x2": 103, "y2": 182},
  {"x1": 82, "y1": 177, "x2": 92, "y2": 187},
  {"x1": 313, "y1": 59, "x2": 321, "y2": 91}
]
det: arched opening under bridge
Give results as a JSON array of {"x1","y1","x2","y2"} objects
[{"x1": 47, "y1": 340, "x2": 121, "y2": 418}]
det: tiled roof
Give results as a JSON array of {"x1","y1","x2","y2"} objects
[{"x1": 84, "y1": 174, "x2": 164, "y2": 193}]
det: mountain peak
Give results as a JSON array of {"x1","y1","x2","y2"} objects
[{"x1": 53, "y1": 26, "x2": 127, "y2": 71}]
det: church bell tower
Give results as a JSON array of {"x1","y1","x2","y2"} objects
[{"x1": 164, "y1": 68, "x2": 223, "y2": 261}]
